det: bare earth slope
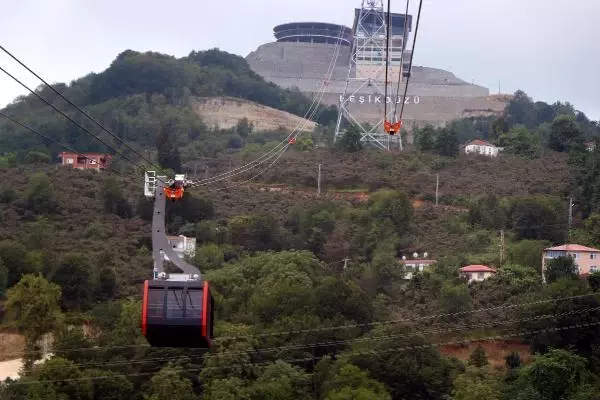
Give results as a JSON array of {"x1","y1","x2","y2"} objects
[{"x1": 192, "y1": 96, "x2": 318, "y2": 132}]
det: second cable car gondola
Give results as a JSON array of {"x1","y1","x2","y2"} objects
[{"x1": 142, "y1": 279, "x2": 214, "y2": 348}]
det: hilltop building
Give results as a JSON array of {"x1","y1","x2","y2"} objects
[
  {"x1": 465, "y1": 139, "x2": 502, "y2": 157},
  {"x1": 245, "y1": 6, "x2": 508, "y2": 140}
]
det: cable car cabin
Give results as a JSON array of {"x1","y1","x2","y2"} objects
[
  {"x1": 142, "y1": 280, "x2": 214, "y2": 348},
  {"x1": 164, "y1": 180, "x2": 185, "y2": 201},
  {"x1": 384, "y1": 120, "x2": 402, "y2": 135}
]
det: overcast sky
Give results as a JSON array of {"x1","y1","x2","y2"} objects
[{"x1": 1, "y1": 0, "x2": 599, "y2": 119}]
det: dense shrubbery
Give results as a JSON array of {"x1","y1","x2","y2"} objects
[{"x1": 1, "y1": 41, "x2": 600, "y2": 397}]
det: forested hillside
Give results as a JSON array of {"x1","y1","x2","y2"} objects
[{"x1": 2, "y1": 46, "x2": 600, "y2": 399}]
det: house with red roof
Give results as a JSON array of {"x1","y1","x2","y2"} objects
[
  {"x1": 542, "y1": 244, "x2": 600, "y2": 280},
  {"x1": 459, "y1": 264, "x2": 497, "y2": 283},
  {"x1": 464, "y1": 139, "x2": 502, "y2": 157}
]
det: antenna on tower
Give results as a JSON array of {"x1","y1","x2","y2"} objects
[{"x1": 333, "y1": 0, "x2": 412, "y2": 151}]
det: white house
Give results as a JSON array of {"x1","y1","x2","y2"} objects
[
  {"x1": 400, "y1": 252, "x2": 437, "y2": 279},
  {"x1": 464, "y1": 139, "x2": 502, "y2": 157},
  {"x1": 164, "y1": 235, "x2": 196, "y2": 261},
  {"x1": 459, "y1": 265, "x2": 497, "y2": 283}
]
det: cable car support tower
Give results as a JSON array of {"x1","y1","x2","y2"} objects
[{"x1": 334, "y1": 0, "x2": 410, "y2": 151}]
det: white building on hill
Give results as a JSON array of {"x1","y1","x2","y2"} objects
[{"x1": 465, "y1": 139, "x2": 502, "y2": 157}]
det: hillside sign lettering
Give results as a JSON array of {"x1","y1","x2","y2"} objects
[{"x1": 340, "y1": 95, "x2": 420, "y2": 105}]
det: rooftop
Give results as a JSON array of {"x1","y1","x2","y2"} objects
[
  {"x1": 459, "y1": 265, "x2": 497, "y2": 273},
  {"x1": 544, "y1": 244, "x2": 600, "y2": 252},
  {"x1": 466, "y1": 139, "x2": 495, "y2": 147}
]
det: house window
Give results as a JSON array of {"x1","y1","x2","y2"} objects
[
  {"x1": 591, "y1": 266, "x2": 599, "y2": 273},
  {"x1": 66, "y1": 158, "x2": 73, "y2": 164},
  {"x1": 591, "y1": 253, "x2": 597, "y2": 260},
  {"x1": 477, "y1": 272, "x2": 484, "y2": 279}
]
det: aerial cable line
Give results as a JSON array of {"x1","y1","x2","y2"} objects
[
  {"x1": 189, "y1": 32, "x2": 344, "y2": 187},
  {"x1": 207, "y1": 72, "x2": 341, "y2": 191},
  {"x1": 0, "y1": 65, "x2": 143, "y2": 171},
  {"x1": 9, "y1": 319, "x2": 600, "y2": 387},
  {"x1": 41, "y1": 304, "x2": 600, "y2": 370},
  {"x1": 0, "y1": 44, "x2": 163, "y2": 173},
  {"x1": 383, "y1": 0, "x2": 393, "y2": 127},
  {"x1": 396, "y1": 0, "x2": 423, "y2": 124},
  {"x1": 10, "y1": 290, "x2": 599, "y2": 358},
  {"x1": 0, "y1": 110, "x2": 130, "y2": 179},
  {"x1": 391, "y1": 0, "x2": 411, "y2": 121},
  {"x1": 190, "y1": 29, "x2": 343, "y2": 187}
]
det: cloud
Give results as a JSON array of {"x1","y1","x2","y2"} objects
[{"x1": 0, "y1": 0, "x2": 598, "y2": 118}]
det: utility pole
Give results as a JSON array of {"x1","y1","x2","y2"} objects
[
  {"x1": 317, "y1": 164, "x2": 322, "y2": 196},
  {"x1": 435, "y1": 173, "x2": 439, "y2": 207},
  {"x1": 568, "y1": 195, "x2": 574, "y2": 240},
  {"x1": 500, "y1": 229, "x2": 505, "y2": 265}
]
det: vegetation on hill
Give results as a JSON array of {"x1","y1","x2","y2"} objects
[
  {"x1": 0, "y1": 48, "x2": 338, "y2": 161},
  {"x1": 2, "y1": 45, "x2": 600, "y2": 398}
]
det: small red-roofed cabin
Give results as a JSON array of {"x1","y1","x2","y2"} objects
[
  {"x1": 58, "y1": 152, "x2": 112, "y2": 171},
  {"x1": 459, "y1": 264, "x2": 497, "y2": 283}
]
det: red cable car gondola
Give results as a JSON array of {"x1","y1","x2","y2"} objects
[
  {"x1": 142, "y1": 171, "x2": 215, "y2": 349},
  {"x1": 384, "y1": 120, "x2": 402, "y2": 135},
  {"x1": 142, "y1": 280, "x2": 214, "y2": 348}
]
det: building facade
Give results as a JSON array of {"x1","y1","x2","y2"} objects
[
  {"x1": 464, "y1": 139, "x2": 502, "y2": 157},
  {"x1": 459, "y1": 265, "x2": 497, "y2": 283},
  {"x1": 353, "y1": 8, "x2": 412, "y2": 79},
  {"x1": 401, "y1": 258, "x2": 437, "y2": 279},
  {"x1": 58, "y1": 152, "x2": 112, "y2": 170},
  {"x1": 542, "y1": 244, "x2": 600, "y2": 279},
  {"x1": 164, "y1": 235, "x2": 196, "y2": 262}
]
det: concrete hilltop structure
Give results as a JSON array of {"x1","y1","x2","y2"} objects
[{"x1": 246, "y1": 8, "x2": 509, "y2": 140}]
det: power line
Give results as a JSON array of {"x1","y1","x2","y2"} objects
[
  {"x1": 392, "y1": 0, "x2": 411, "y2": 121},
  {"x1": 397, "y1": 0, "x2": 423, "y2": 123},
  {"x1": 0, "y1": 64, "x2": 143, "y2": 171},
  {"x1": 0, "y1": 44, "x2": 161, "y2": 172},
  {"x1": 4, "y1": 290, "x2": 597, "y2": 359},
  {"x1": 0, "y1": 110, "x2": 129, "y2": 179},
  {"x1": 7, "y1": 318, "x2": 600, "y2": 387}
]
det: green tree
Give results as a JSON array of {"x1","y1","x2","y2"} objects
[
  {"x1": 545, "y1": 256, "x2": 577, "y2": 283},
  {"x1": 498, "y1": 125, "x2": 540, "y2": 158},
  {"x1": 25, "y1": 357, "x2": 93, "y2": 400},
  {"x1": 156, "y1": 122, "x2": 181, "y2": 172},
  {"x1": 323, "y1": 363, "x2": 391, "y2": 400},
  {"x1": 26, "y1": 171, "x2": 56, "y2": 214},
  {"x1": 101, "y1": 177, "x2": 133, "y2": 218},
  {"x1": 24, "y1": 151, "x2": 51, "y2": 164},
  {"x1": 143, "y1": 365, "x2": 197, "y2": 400},
  {"x1": 507, "y1": 240, "x2": 551, "y2": 274},
  {"x1": 247, "y1": 361, "x2": 312, "y2": 400},
  {"x1": 548, "y1": 115, "x2": 583, "y2": 152},
  {"x1": 415, "y1": 125, "x2": 436, "y2": 152},
  {"x1": 440, "y1": 282, "x2": 472, "y2": 314},
  {"x1": 468, "y1": 345, "x2": 488, "y2": 368},
  {"x1": 0, "y1": 258, "x2": 8, "y2": 297},
  {"x1": 5, "y1": 274, "x2": 63, "y2": 372},
  {"x1": 433, "y1": 127, "x2": 459, "y2": 157},
  {"x1": 194, "y1": 243, "x2": 225, "y2": 270},
  {"x1": 49, "y1": 253, "x2": 94, "y2": 311},
  {"x1": 452, "y1": 367, "x2": 501, "y2": 400},
  {"x1": 338, "y1": 127, "x2": 363, "y2": 153},
  {"x1": 236, "y1": 117, "x2": 253, "y2": 138},
  {"x1": 368, "y1": 189, "x2": 412, "y2": 235},
  {"x1": 506, "y1": 349, "x2": 596, "y2": 400},
  {"x1": 228, "y1": 213, "x2": 282, "y2": 252}
]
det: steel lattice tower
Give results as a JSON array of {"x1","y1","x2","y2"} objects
[{"x1": 334, "y1": 0, "x2": 410, "y2": 151}]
